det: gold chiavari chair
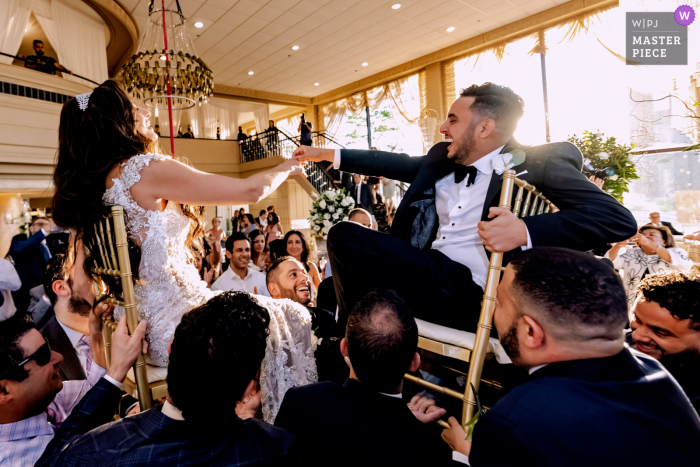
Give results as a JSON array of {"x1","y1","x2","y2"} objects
[
  {"x1": 404, "y1": 169, "x2": 558, "y2": 427},
  {"x1": 84, "y1": 206, "x2": 166, "y2": 411}
]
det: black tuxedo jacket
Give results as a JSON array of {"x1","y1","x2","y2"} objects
[
  {"x1": 339, "y1": 141, "x2": 637, "y2": 267},
  {"x1": 350, "y1": 182, "x2": 374, "y2": 214},
  {"x1": 40, "y1": 315, "x2": 86, "y2": 381},
  {"x1": 469, "y1": 349, "x2": 700, "y2": 466},
  {"x1": 274, "y1": 378, "x2": 455, "y2": 467}
]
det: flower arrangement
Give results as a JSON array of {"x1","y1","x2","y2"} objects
[
  {"x1": 568, "y1": 131, "x2": 639, "y2": 203},
  {"x1": 309, "y1": 188, "x2": 356, "y2": 240}
]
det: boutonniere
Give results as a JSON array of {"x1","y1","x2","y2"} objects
[
  {"x1": 494, "y1": 147, "x2": 527, "y2": 175},
  {"x1": 311, "y1": 327, "x2": 323, "y2": 352}
]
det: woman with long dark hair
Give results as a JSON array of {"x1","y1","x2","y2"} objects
[
  {"x1": 51, "y1": 80, "x2": 304, "y2": 366},
  {"x1": 264, "y1": 212, "x2": 283, "y2": 245},
  {"x1": 284, "y1": 230, "x2": 321, "y2": 292},
  {"x1": 249, "y1": 229, "x2": 267, "y2": 271}
]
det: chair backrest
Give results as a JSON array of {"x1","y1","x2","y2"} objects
[
  {"x1": 83, "y1": 205, "x2": 152, "y2": 410},
  {"x1": 462, "y1": 169, "x2": 558, "y2": 423}
]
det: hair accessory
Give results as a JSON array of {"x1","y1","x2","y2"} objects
[{"x1": 76, "y1": 92, "x2": 92, "y2": 111}]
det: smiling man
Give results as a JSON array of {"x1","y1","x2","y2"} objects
[
  {"x1": 293, "y1": 83, "x2": 637, "y2": 332},
  {"x1": 211, "y1": 232, "x2": 269, "y2": 296},
  {"x1": 631, "y1": 271, "x2": 700, "y2": 411}
]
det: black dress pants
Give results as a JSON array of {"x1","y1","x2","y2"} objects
[{"x1": 327, "y1": 221, "x2": 484, "y2": 334}]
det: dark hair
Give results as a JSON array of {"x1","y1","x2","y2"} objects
[
  {"x1": 267, "y1": 212, "x2": 279, "y2": 225},
  {"x1": 0, "y1": 312, "x2": 35, "y2": 382},
  {"x1": 44, "y1": 254, "x2": 66, "y2": 306},
  {"x1": 225, "y1": 232, "x2": 249, "y2": 253},
  {"x1": 509, "y1": 247, "x2": 628, "y2": 341},
  {"x1": 33, "y1": 40, "x2": 43, "y2": 47},
  {"x1": 266, "y1": 256, "x2": 295, "y2": 289},
  {"x1": 639, "y1": 225, "x2": 675, "y2": 248},
  {"x1": 244, "y1": 213, "x2": 255, "y2": 225},
  {"x1": 267, "y1": 239, "x2": 286, "y2": 263},
  {"x1": 284, "y1": 230, "x2": 309, "y2": 268},
  {"x1": 259, "y1": 210, "x2": 267, "y2": 216},
  {"x1": 637, "y1": 271, "x2": 700, "y2": 330},
  {"x1": 51, "y1": 80, "x2": 204, "y2": 254},
  {"x1": 167, "y1": 292, "x2": 270, "y2": 419},
  {"x1": 249, "y1": 229, "x2": 266, "y2": 264},
  {"x1": 460, "y1": 83, "x2": 524, "y2": 134},
  {"x1": 348, "y1": 208, "x2": 371, "y2": 222},
  {"x1": 267, "y1": 206, "x2": 274, "y2": 211},
  {"x1": 346, "y1": 289, "x2": 417, "y2": 393}
]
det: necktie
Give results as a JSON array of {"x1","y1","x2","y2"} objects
[
  {"x1": 454, "y1": 165, "x2": 478, "y2": 185},
  {"x1": 41, "y1": 242, "x2": 51, "y2": 262},
  {"x1": 78, "y1": 335, "x2": 92, "y2": 376},
  {"x1": 356, "y1": 184, "x2": 361, "y2": 205}
]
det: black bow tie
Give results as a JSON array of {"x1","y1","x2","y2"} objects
[{"x1": 454, "y1": 165, "x2": 477, "y2": 185}]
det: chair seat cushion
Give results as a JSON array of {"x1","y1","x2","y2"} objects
[
  {"x1": 415, "y1": 319, "x2": 512, "y2": 364},
  {"x1": 126, "y1": 365, "x2": 168, "y2": 384}
]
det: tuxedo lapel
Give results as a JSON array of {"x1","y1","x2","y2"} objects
[
  {"x1": 480, "y1": 139, "x2": 524, "y2": 222},
  {"x1": 407, "y1": 158, "x2": 455, "y2": 250}
]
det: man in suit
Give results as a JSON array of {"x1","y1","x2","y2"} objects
[
  {"x1": 9, "y1": 217, "x2": 52, "y2": 313},
  {"x1": 37, "y1": 292, "x2": 300, "y2": 467},
  {"x1": 351, "y1": 173, "x2": 374, "y2": 214},
  {"x1": 39, "y1": 254, "x2": 93, "y2": 382},
  {"x1": 28, "y1": 284, "x2": 51, "y2": 328},
  {"x1": 441, "y1": 248, "x2": 700, "y2": 466},
  {"x1": 274, "y1": 289, "x2": 454, "y2": 467},
  {"x1": 630, "y1": 271, "x2": 700, "y2": 412},
  {"x1": 294, "y1": 83, "x2": 637, "y2": 332},
  {"x1": 646, "y1": 211, "x2": 683, "y2": 235}
]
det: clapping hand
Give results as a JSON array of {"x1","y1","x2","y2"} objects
[
  {"x1": 408, "y1": 395, "x2": 446, "y2": 424},
  {"x1": 478, "y1": 207, "x2": 528, "y2": 253},
  {"x1": 203, "y1": 267, "x2": 213, "y2": 284}
]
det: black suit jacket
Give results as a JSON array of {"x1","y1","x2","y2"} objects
[
  {"x1": 37, "y1": 379, "x2": 299, "y2": 466},
  {"x1": 350, "y1": 182, "x2": 374, "y2": 214},
  {"x1": 274, "y1": 379, "x2": 455, "y2": 467},
  {"x1": 40, "y1": 315, "x2": 86, "y2": 381},
  {"x1": 339, "y1": 141, "x2": 637, "y2": 268},
  {"x1": 469, "y1": 349, "x2": 700, "y2": 466}
]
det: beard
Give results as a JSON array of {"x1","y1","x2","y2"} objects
[
  {"x1": 500, "y1": 320, "x2": 521, "y2": 362},
  {"x1": 279, "y1": 285, "x2": 311, "y2": 306},
  {"x1": 69, "y1": 293, "x2": 92, "y2": 317},
  {"x1": 448, "y1": 121, "x2": 478, "y2": 165}
]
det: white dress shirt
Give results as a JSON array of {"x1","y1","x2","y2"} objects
[
  {"x1": 56, "y1": 318, "x2": 92, "y2": 376},
  {"x1": 211, "y1": 267, "x2": 270, "y2": 296},
  {"x1": 335, "y1": 147, "x2": 531, "y2": 290}
]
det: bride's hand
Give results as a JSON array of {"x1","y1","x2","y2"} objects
[{"x1": 281, "y1": 159, "x2": 306, "y2": 178}]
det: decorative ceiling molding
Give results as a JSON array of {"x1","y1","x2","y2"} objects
[{"x1": 214, "y1": 84, "x2": 311, "y2": 107}]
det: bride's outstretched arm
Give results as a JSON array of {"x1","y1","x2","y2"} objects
[{"x1": 131, "y1": 157, "x2": 305, "y2": 206}]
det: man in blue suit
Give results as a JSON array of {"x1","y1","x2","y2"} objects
[
  {"x1": 9, "y1": 217, "x2": 52, "y2": 313},
  {"x1": 442, "y1": 248, "x2": 700, "y2": 466}
]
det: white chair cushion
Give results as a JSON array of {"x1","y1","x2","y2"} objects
[
  {"x1": 126, "y1": 364, "x2": 168, "y2": 384},
  {"x1": 415, "y1": 319, "x2": 512, "y2": 364}
]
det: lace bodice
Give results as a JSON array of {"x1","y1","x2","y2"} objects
[{"x1": 103, "y1": 154, "x2": 216, "y2": 366}]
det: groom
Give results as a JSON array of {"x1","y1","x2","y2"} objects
[{"x1": 294, "y1": 83, "x2": 637, "y2": 332}]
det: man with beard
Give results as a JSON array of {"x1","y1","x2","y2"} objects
[
  {"x1": 293, "y1": 83, "x2": 637, "y2": 332},
  {"x1": 40, "y1": 255, "x2": 94, "y2": 381},
  {"x1": 630, "y1": 271, "x2": 700, "y2": 412},
  {"x1": 440, "y1": 248, "x2": 700, "y2": 466},
  {"x1": 266, "y1": 257, "x2": 343, "y2": 383},
  {"x1": 24, "y1": 40, "x2": 72, "y2": 76}
]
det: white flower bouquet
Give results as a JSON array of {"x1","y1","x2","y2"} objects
[{"x1": 308, "y1": 188, "x2": 356, "y2": 240}]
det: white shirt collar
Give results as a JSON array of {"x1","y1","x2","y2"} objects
[
  {"x1": 225, "y1": 266, "x2": 251, "y2": 281},
  {"x1": 161, "y1": 400, "x2": 184, "y2": 420},
  {"x1": 56, "y1": 317, "x2": 85, "y2": 348},
  {"x1": 528, "y1": 364, "x2": 548, "y2": 375},
  {"x1": 378, "y1": 391, "x2": 403, "y2": 399},
  {"x1": 471, "y1": 145, "x2": 506, "y2": 174}
]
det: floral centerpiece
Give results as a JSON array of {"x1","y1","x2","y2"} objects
[{"x1": 309, "y1": 188, "x2": 356, "y2": 240}]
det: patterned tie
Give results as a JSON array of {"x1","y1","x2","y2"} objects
[{"x1": 78, "y1": 335, "x2": 92, "y2": 376}]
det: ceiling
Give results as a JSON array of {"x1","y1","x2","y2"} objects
[{"x1": 120, "y1": 0, "x2": 568, "y2": 98}]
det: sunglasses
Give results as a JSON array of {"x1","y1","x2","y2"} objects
[{"x1": 0, "y1": 342, "x2": 52, "y2": 380}]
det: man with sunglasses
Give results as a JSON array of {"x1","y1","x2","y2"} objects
[{"x1": 0, "y1": 306, "x2": 146, "y2": 466}]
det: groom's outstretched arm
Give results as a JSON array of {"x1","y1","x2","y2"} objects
[{"x1": 293, "y1": 146, "x2": 424, "y2": 184}]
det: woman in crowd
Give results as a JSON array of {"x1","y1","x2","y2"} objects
[
  {"x1": 204, "y1": 217, "x2": 224, "y2": 276},
  {"x1": 265, "y1": 211, "x2": 283, "y2": 244},
  {"x1": 51, "y1": 80, "x2": 304, "y2": 366},
  {"x1": 606, "y1": 225, "x2": 693, "y2": 308},
  {"x1": 249, "y1": 229, "x2": 267, "y2": 271},
  {"x1": 284, "y1": 230, "x2": 321, "y2": 292}
]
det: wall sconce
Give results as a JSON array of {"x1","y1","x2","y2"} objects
[{"x1": 4, "y1": 212, "x2": 12, "y2": 224}]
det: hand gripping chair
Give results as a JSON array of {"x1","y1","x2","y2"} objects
[
  {"x1": 83, "y1": 206, "x2": 168, "y2": 411},
  {"x1": 404, "y1": 169, "x2": 558, "y2": 427}
]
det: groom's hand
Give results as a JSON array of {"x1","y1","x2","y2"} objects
[
  {"x1": 478, "y1": 207, "x2": 528, "y2": 253},
  {"x1": 292, "y1": 146, "x2": 335, "y2": 163}
]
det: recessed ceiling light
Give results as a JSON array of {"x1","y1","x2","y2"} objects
[
  {"x1": 392, "y1": 4, "x2": 401, "y2": 9},
  {"x1": 292, "y1": 45, "x2": 299, "y2": 50},
  {"x1": 446, "y1": 26, "x2": 455, "y2": 32},
  {"x1": 314, "y1": 83, "x2": 320, "y2": 86},
  {"x1": 248, "y1": 71, "x2": 254, "y2": 75},
  {"x1": 362, "y1": 62, "x2": 368, "y2": 66},
  {"x1": 194, "y1": 21, "x2": 204, "y2": 28}
]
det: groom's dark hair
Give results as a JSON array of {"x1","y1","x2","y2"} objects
[
  {"x1": 167, "y1": 292, "x2": 270, "y2": 419},
  {"x1": 460, "y1": 83, "x2": 524, "y2": 134}
]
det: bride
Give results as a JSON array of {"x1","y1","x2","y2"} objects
[{"x1": 51, "y1": 80, "x2": 307, "y2": 369}]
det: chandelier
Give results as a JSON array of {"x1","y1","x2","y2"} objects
[{"x1": 121, "y1": 1, "x2": 213, "y2": 110}]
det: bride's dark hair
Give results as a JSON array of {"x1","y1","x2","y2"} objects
[{"x1": 52, "y1": 79, "x2": 204, "y2": 253}]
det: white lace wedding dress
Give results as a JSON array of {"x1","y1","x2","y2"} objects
[{"x1": 103, "y1": 154, "x2": 316, "y2": 420}]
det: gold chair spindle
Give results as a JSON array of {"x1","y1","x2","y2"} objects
[
  {"x1": 512, "y1": 185, "x2": 525, "y2": 218},
  {"x1": 521, "y1": 190, "x2": 533, "y2": 217},
  {"x1": 528, "y1": 194, "x2": 540, "y2": 217}
]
